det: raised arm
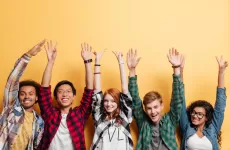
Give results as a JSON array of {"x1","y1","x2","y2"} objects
[
  {"x1": 91, "y1": 50, "x2": 105, "y2": 124},
  {"x1": 93, "y1": 50, "x2": 105, "y2": 92},
  {"x1": 212, "y1": 56, "x2": 228, "y2": 133},
  {"x1": 113, "y1": 51, "x2": 128, "y2": 94},
  {"x1": 3, "y1": 40, "x2": 45, "y2": 108},
  {"x1": 167, "y1": 48, "x2": 185, "y2": 127},
  {"x1": 39, "y1": 41, "x2": 57, "y2": 120},
  {"x1": 178, "y1": 53, "x2": 189, "y2": 132},
  {"x1": 216, "y1": 56, "x2": 228, "y2": 88},
  {"x1": 127, "y1": 49, "x2": 145, "y2": 129},
  {"x1": 78, "y1": 43, "x2": 94, "y2": 122},
  {"x1": 41, "y1": 41, "x2": 57, "y2": 87}
]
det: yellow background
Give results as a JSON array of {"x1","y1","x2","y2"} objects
[{"x1": 1, "y1": 0, "x2": 229, "y2": 149}]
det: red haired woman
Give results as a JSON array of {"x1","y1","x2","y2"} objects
[{"x1": 90, "y1": 50, "x2": 133, "y2": 150}]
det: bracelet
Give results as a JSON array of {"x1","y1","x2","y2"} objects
[
  {"x1": 84, "y1": 59, "x2": 93, "y2": 63},
  {"x1": 119, "y1": 62, "x2": 124, "y2": 65},
  {"x1": 94, "y1": 72, "x2": 101, "y2": 74},
  {"x1": 172, "y1": 65, "x2": 180, "y2": 68},
  {"x1": 95, "y1": 64, "x2": 101, "y2": 66}
]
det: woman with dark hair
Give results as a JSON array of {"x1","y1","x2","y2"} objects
[
  {"x1": 90, "y1": 50, "x2": 133, "y2": 150},
  {"x1": 180, "y1": 56, "x2": 228, "y2": 150}
]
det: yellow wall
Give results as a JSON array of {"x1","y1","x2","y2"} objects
[{"x1": 1, "y1": 1, "x2": 229, "y2": 149}]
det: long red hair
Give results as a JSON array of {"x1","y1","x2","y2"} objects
[{"x1": 103, "y1": 88, "x2": 121, "y2": 120}]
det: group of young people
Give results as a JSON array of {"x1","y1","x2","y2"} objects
[{"x1": 0, "y1": 39, "x2": 227, "y2": 150}]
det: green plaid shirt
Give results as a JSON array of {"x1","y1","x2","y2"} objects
[{"x1": 128, "y1": 75, "x2": 184, "y2": 150}]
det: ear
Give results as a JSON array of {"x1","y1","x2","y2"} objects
[
  {"x1": 160, "y1": 103, "x2": 164, "y2": 110},
  {"x1": 35, "y1": 96, "x2": 38, "y2": 101}
]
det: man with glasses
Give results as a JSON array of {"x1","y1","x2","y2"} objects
[{"x1": 37, "y1": 42, "x2": 94, "y2": 150}]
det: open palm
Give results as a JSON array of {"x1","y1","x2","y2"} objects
[
  {"x1": 44, "y1": 40, "x2": 57, "y2": 62},
  {"x1": 216, "y1": 56, "x2": 228, "y2": 73},
  {"x1": 167, "y1": 48, "x2": 181, "y2": 66},
  {"x1": 127, "y1": 49, "x2": 141, "y2": 70},
  {"x1": 26, "y1": 39, "x2": 46, "y2": 57},
  {"x1": 81, "y1": 43, "x2": 93, "y2": 61}
]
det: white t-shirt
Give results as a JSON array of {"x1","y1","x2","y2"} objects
[
  {"x1": 186, "y1": 133, "x2": 212, "y2": 150},
  {"x1": 49, "y1": 114, "x2": 74, "y2": 150},
  {"x1": 102, "y1": 119, "x2": 127, "y2": 150}
]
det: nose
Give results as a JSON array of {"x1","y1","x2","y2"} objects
[
  {"x1": 25, "y1": 94, "x2": 29, "y2": 98},
  {"x1": 151, "y1": 108, "x2": 155, "y2": 114},
  {"x1": 62, "y1": 91, "x2": 67, "y2": 96},
  {"x1": 107, "y1": 101, "x2": 111, "y2": 106}
]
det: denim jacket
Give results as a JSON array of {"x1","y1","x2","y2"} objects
[{"x1": 180, "y1": 88, "x2": 226, "y2": 150}]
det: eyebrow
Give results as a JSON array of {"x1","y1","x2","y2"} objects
[
  {"x1": 193, "y1": 110, "x2": 205, "y2": 114},
  {"x1": 19, "y1": 91, "x2": 35, "y2": 93}
]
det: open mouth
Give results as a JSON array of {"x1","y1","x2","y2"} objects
[
  {"x1": 151, "y1": 114, "x2": 158, "y2": 119},
  {"x1": 61, "y1": 98, "x2": 69, "y2": 103},
  {"x1": 23, "y1": 99, "x2": 32, "y2": 104}
]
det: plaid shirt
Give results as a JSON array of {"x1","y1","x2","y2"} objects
[
  {"x1": 38, "y1": 86, "x2": 93, "y2": 150},
  {"x1": 90, "y1": 91, "x2": 133, "y2": 150},
  {"x1": 128, "y1": 75, "x2": 184, "y2": 150},
  {"x1": 0, "y1": 54, "x2": 44, "y2": 150}
]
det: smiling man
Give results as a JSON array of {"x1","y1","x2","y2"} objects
[
  {"x1": 37, "y1": 42, "x2": 93, "y2": 150},
  {"x1": 0, "y1": 40, "x2": 45, "y2": 150},
  {"x1": 127, "y1": 49, "x2": 185, "y2": 150}
]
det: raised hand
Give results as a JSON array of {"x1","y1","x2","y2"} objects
[
  {"x1": 167, "y1": 48, "x2": 182, "y2": 66},
  {"x1": 94, "y1": 50, "x2": 106, "y2": 64},
  {"x1": 81, "y1": 43, "x2": 93, "y2": 61},
  {"x1": 127, "y1": 49, "x2": 141, "y2": 70},
  {"x1": 112, "y1": 51, "x2": 124, "y2": 64},
  {"x1": 26, "y1": 39, "x2": 46, "y2": 57},
  {"x1": 216, "y1": 56, "x2": 228, "y2": 73},
  {"x1": 44, "y1": 40, "x2": 57, "y2": 62}
]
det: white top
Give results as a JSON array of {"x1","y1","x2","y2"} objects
[
  {"x1": 186, "y1": 133, "x2": 212, "y2": 150},
  {"x1": 49, "y1": 114, "x2": 74, "y2": 150},
  {"x1": 102, "y1": 119, "x2": 127, "y2": 150}
]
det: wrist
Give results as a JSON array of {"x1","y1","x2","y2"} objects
[
  {"x1": 218, "y1": 70, "x2": 225, "y2": 75},
  {"x1": 129, "y1": 67, "x2": 136, "y2": 72},
  {"x1": 172, "y1": 65, "x2": 180, "y2": 68},
  {"x1": 95, "y1": 59, "x2": 100, "y2": 64},
  {"x1": 25, "y1": 53, "x2": 32, "y2": 58},
  {"x1": 84, "y1": 59, "x2": 93, "y2": 63}
]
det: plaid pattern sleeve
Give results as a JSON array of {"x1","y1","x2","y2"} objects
[
  {"x1": 92, "y1": 91, "x2": 103, "y2": 126},
  {"x1": 38, "y1": 86, "x2": 56, "y2": 121},
  {"x1": 128, "y1": 76, "x2": 146, "y2": 130},
  {"x1": 167, "y1": 74, "x2": 184, "y2": 127},
  {"x1": 3, "y1": 54, "x2": 30, "y2": 109},
  {"x1": 68, "y1": 88, "x2": 93, "y2": 149},
  {"x1": 120, "y1": 93, "x2": 133, "y2": 123},
  {"x1": 73, "y1": 87, "x2": 94, "y2": 123}
]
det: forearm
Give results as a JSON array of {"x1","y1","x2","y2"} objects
[
  {"x1": 173, "y1": 67, "x2": 180, "y2": 75},
  {"x1": 169, "y1": 75, "x2": 184, "y2": 126},
  {"x1": 85, "y1": 63, "x2": 93, "y2": 89},
  {"x1": 94, "y1": 60, "x2": 101, "y2": 92},
  {"x1": 41, "y1": 61, "x2": 54, "y2": 87},
  {"x1": 217, "y1": 71, "x2": 225, "y2": 88},
  {"x1": 4, "y1": 54, "x2": 30, "y2": 107},
  {"x1": 128, "y1": 76, "x2": 142, "y2": 105},
  {"x1": 119, "y1": 63, "x2": 128, "y2": 94},
  {"x1": 129, "y1": 68, "x2": 136, "y2": 77}
]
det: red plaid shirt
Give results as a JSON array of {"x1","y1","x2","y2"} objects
[{"x1": 38, "y1": 86, "x2": 93, "y2": 150}]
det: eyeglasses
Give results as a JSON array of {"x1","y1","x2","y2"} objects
[
  {"x1": 57, "y1": 90, "x2": 73, "y2": 95},
  {"x1": 190, "y1": 110, "x2": 206, "y2": 119}
]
